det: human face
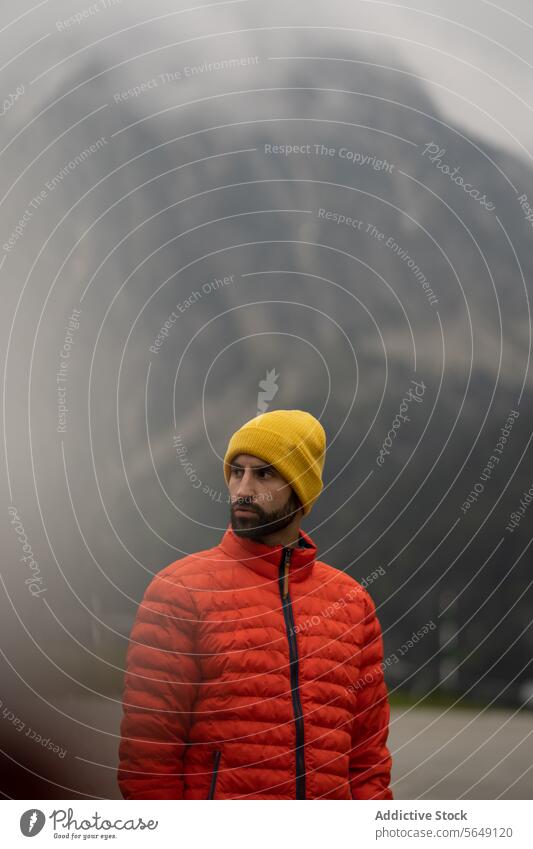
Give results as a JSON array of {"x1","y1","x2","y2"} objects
[{"x1": 228, "y1": 454, "x2": 303, "y2": 542}]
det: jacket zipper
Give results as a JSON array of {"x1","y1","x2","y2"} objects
[
  {"x1": 208, "y1": 748, "x2": 221, "y2": 799},
  {"x1": 278, "y1": 546, "x2": 306, "y2": 799}
]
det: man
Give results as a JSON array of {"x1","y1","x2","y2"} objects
[{"x1": 118, "y1": 409, "x2": 393, "y2": 799}]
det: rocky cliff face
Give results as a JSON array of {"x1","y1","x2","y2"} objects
[{"x1": 1, "y1": 11, "x2": 531, "y2": 706}]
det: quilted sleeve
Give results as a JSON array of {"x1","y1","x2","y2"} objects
[
  {"x1": 117, "y1": 571, "x2": 200, "y2": 799},
  {"x1": 349, "y1": 589, "x2": 393, "y2": 800}
]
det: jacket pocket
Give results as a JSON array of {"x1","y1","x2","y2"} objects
[{"x1": 207, "y1": 748, "x2": 222, "y2": 799}]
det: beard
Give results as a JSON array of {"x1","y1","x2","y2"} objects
[{"x1": 230, "y1": 489, "x2": 301, "y2": 541}]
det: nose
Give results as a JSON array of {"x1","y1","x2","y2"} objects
[{"x1": 234, "y1": 470, "x2": 256, "y2": 504}]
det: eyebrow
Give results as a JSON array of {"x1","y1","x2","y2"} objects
[{"x1": 231, "y1": 461, "x2": 276, "y2": 472}]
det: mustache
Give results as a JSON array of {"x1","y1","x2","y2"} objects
[{"x1": 232, "y1": 503, "x2": 261, "y2": 513}]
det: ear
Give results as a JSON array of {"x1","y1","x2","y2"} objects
[{"x1": 293, "y1": 491, "x2": 304, "y2": 517}]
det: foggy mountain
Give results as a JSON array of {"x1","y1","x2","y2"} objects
[{"x1": 2, "y1": 15, "x2": 532, "y2": 709}]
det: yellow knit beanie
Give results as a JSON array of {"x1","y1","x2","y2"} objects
[{"x1": 223, "y1": 410, "x2": 326, "y2": 516}]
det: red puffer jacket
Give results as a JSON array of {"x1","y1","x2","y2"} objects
[{"x1": 117, "y1": 524, "x2": 393, "y2": 800}]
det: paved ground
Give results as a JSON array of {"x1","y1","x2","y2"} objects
[
  {"x1": 48, "y1": 698, "x2": 532, "y2": 799},
  {"x1": 388, "y1": 705, "x2": 532, "y2": 799}
]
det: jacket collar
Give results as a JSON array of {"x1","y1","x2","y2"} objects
[{"x1": 218, "y1": 523, "x2": 317, "y2": 582}]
